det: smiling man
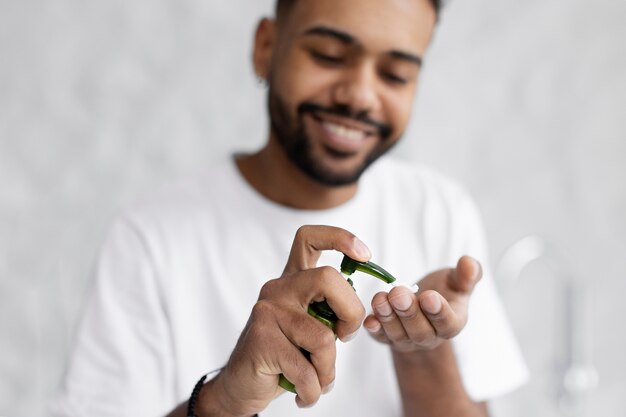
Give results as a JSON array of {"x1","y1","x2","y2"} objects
[
  {"x1": 239, "y1": 0, "x2": 433, "y2": 204},
  {"x1": 50, "y1": 0, "x2": 528, "y2": 416}
]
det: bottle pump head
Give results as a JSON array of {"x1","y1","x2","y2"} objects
[{"x1": 340, "y1": 255, "x2": 397, "y2": 285}]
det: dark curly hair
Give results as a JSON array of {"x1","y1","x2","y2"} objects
[{"x1": 276, "y1": 0, "x2": 442, "y2": 23}]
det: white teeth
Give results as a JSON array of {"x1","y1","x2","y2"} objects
[{"x1": 323, "y1": 121, "x2": 366, "y2": 141}]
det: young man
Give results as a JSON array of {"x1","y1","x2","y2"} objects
[{"x1": 51, "y1": 0, "x2": 527, "y2": 416}]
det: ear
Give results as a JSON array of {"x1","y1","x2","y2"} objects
[{"x1": 252, "y1": 18, "x2": 277, "y2": 82}]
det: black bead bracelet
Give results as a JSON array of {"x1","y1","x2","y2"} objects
[
  {"x1": 186, "y1": 369, "x2": 258, "y2": 417},
  {"x1": 186, "y1": 372, "x2": 209, "y2": 417}
]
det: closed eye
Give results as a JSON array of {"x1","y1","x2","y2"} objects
[
  {"x1": 381, "y1": 72, "x2": 408, "y2": 85},
  {"x1": 310, "y1": 51, "x2": 345, "y2": 65}
]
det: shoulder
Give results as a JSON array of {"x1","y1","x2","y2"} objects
[{"x1": 113, "y1": 157, "x2": 236, "y2": 240}]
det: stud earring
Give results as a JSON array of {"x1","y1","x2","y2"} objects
[{"x1": 256, "y1": 74, "x2": 268, "y2": 88}]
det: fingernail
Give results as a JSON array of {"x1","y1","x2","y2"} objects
[
  {"x1": 389, "y1": 293, "x2": 412, "y2": 311},
  {"x1": 421, "y1": 293, "x2": 442, "y2": 315},
  {"x1": 296, "y1": 396, "x2": 317, "y2": 408},
  {"x1": 365, "y1": 320, "x2": 381, "y2": 333},
  {"x1": 343, "y1": 329, "x2": 359, "y2": 342},
  {"x1": 473, "y1": 258, "x2": 482, "y2": 279},
  {"x1": 323, "y1": 380, "x2": 335, "y2": 394},
  {"x1": 394, "y1": 282, "x2": 419, "y2": 293},
  {"x1": 354, "y1": 239, "x2": 371, "y2": 259},
  {"x1": 374, "y1": 301, "x2": 392, "y2": 317}
]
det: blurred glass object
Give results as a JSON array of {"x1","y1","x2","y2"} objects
[{"x1": 496, "y1": 236, "x2": 598, "y2": 417}]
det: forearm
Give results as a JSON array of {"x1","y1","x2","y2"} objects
[
  {"x1": 165, "y1": 377, "x2": 241, "y2": 417},
  {"x1": 392, "y1": 341, "x2": 488, "y2": 417},
  {"x1": 166, "y1": 400, "x2": 189, "y2": 417}
]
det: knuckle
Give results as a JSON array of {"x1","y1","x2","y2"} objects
[
  {"x1": 373, "y1": 333, "x2": 391, "y2": 345},
  {"x1": 346, "y1": 233, "x2": 360, "y2": 249},
  {"x1": 250, "y1": 299, "x2": 275, "y2": 321},
  {"x1": 244, "y1": 324, "x2": 268, "y2": 345},
  {"x1": 295, "y1": 225, "x2": 312, "y2": 241},
  {"x1": 409, "y1": 327, "x2": 435, "y2": 345},
  {"x1": 388, "y1": 331, "x2": 407, "y2": 345},
  {"x1": 440, "y1": 327, "x2": 459, "y2": 339},
  {"x1": 371, "y1": 292, "x2": 388, "y2": 308},
  {"x1": 305, "y1": 320, "x2": 336, "y2": 350},
  {"x1": 316, "y1": 328, "x2": 337, "y2": 349},
  {"x1": 424, "y1": 336, "x2": 439, "y2": 349},
  {"x1": 243, "y1": 319, "x2": 277, "y2": 349},
  {"x1": 424, "y1": 336, "x2": 440, "y2": 349},
  {"x1": 258, "y1": 278, "x2": 280, "y2": 300},
  {"x1": 283, "y1": 348, "x2": 301, "y2": 370},
  {"x1": 343, "y1": 303, "x2": 366, "y2": 325},
  {"x1": 298, "y1": 362, "x2": 319, "y2": 387},
  {"x1": 318, "y1": 265, "x2": 339, "y2": 282},
  {"x1": 295, "y1": 310, "x2": 313, "y2": 328},
  {"x1": 395, "y1": 307, "x2": 417, "y2": 320},
  {"x1": 319, "y1": 368, "x2": 336, "y2": 388},
  {"x1": 439, "y1": 318, "x2": 464, "y2": 339}
]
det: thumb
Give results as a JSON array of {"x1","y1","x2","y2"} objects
[{"x1": 450, "y1": 256, "x2": 482, "y2": 293}]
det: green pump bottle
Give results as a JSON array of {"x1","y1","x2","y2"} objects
[{"x1": 278, "y1": 255, "x2": 397, "y2": 393}]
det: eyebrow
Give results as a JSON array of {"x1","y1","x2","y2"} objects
[
  {"x1": 302, "y1": 25, "x2": 356, "y2": 44},
  {"x1": 389, "y1": 50, "x2": 422, "y2": 67},
  {"x1": 301, "y1": 25, "x2": 423, "y2": 67}
]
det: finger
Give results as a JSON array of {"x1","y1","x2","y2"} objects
[
  {"x1": 371, "y1": 292, "x2": 413, "y2": 347},
  {"x1": 288, "y1": 266, "x2": 366, "y2": 341},
  {"x1": 449, "y1": 255, "x2": 482, "y2": 294},
  {"x1": 276, "y1": 342, "x2": 322, "y2": 407},
  {"x1": 363, "y1": 314, "x2": 391, "y2": 345},
  {"x1": 277, "y1": 309, "x2": 337, "y2": 392},
  {"x1": 387, "y1": 286, "x2": 438, "y2": 346},
  {"x1": 283, "y1": 225, "x2": 371, "y2": 274},
  {"x1": 418, "y1": 290, "x2": 466, "y2": 339}
]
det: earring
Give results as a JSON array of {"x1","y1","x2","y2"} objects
[{"x1": 256, "y1": 74, "x2": 268, "y2": 88}]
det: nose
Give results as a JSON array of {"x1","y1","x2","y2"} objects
[{"x1": 331, "y1": 64, "x2": 381, "y2": 115}]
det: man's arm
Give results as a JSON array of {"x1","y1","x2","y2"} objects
[
  {"x1": 165, "y1": 225, "x2": 371, "y2": 416},
  {"x1": 392, "y1": 343, "x2": 488, "y2": 417},
  {"x1": 364, "y1": 256, "x2": 489, "y2": 417},
  {"x1": 165, "y1": 376, "x2": 235, "y2": 417}
]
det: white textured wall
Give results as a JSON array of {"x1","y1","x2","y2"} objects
[{"x1": 1, "y1": 1, "x2": 624, "y2": 416}]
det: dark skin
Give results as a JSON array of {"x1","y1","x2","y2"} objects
[{"x1": 167, "y1": 0, "x2": 489, "y2": 415}]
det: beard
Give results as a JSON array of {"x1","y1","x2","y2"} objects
[{"x1": 268, "y1": 86, "x2": 397, "y2": 187}]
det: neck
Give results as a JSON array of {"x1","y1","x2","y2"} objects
[{"x1": 236, "y1": 138, "x2": 358, "y2": 210}]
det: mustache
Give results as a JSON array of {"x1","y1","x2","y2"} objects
[{"x1": 297, "y1": 102, "x2": 392, "y2": 139}]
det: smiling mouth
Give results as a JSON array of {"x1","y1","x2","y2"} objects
[
  {"x1": 322, "y1": 120, "x2": 370, "y2": 141},
  {"x1": 311, "y1": 116, "x2": 374, "y2": 156},
  {"x1": 298, "y1": 101, "x2": 391, "y2": 140},
  {"x1": 307, "y1": 111, "x2": 380, "y2": 154}
]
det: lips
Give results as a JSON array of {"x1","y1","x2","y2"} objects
[
  {"x1": 308, "y1": 113, "x2": 377, "y2": 154},
  {"x1": 322, "y1": 121, "x2": 367, "y2": 141}
]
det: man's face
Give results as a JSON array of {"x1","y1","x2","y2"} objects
[{"x1": 263, "y1": 0, "x2": 436, "y2": 186}]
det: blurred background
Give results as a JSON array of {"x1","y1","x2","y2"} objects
[{"x1": 1, "y1": 0, "x2": 625, "y2": 416}]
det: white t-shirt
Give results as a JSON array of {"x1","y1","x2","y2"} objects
[{"x1": 50, "y1": 156, "x2": 528, "y2": 417}]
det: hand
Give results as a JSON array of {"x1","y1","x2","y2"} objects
[
  {"x1": 363, "y1": 256, "x2": 482, "y2": 353},
  {"x1": 201, "y1": 226, "x2": 369, "y2": 416}
]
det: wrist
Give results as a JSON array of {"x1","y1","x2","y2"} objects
[
  {"x1": 391, "y1": 340, "x2": 451, "y2": 367},
  {"x1": 195, "y1": 374, "x2": 244, "y2": 417}
]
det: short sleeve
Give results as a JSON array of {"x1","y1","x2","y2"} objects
[
  {"x1": 49, "y1": 216, "x2": 176, "y2": 416},
  {"x1": 446, "y1": 192, "x2": 529, "y2": 401}
]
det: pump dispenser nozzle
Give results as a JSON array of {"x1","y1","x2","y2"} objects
[
  {"x1": 278, "y1": 255, "x2": 397, "y2": 393},
  {"x1": 340, "y1": 255, "x2": 397, "y2": 285}
]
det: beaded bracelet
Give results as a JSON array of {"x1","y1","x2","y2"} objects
[{"x1": 186, "y1": 368, "x2": 258, "y2": 417}]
